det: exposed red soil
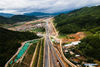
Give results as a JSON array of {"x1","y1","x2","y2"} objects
[{"x1": 62, "y1": 32, "x2": 86, "y2": 43}]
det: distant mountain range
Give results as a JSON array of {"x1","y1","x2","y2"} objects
[
  {"x1": 0, "y1": 11, "x2": 70, "y2": 18},
  {"x1": 24, "y1": 12, "x2": 61, "y2": 16},
  {"x1": 0, "y1": 13, "x2": 14, "y2": 18},
  {"x1": 0, "y1": 15, "x2": 37, "y2": 24},
  {"x1": 0, "y1": 10, "x2": 71, "y2": 24}
]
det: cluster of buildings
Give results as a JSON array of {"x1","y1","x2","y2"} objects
[
  {"x1": 63, "y1": 41, "x2": 99, "y2": 67},
  {"x1": 8, "y1": 21, "x2": 45, "y2": 32}
]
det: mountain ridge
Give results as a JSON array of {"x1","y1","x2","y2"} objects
[
  {"x1": 0, "y1": 13, "x2": 14, "y2": 18},
  {"x1": 0, "y1": 15, "x2": 37, "y2": 24},
  {"x1": 0, "y1": 11, "x2": 71, "y2": 18}
]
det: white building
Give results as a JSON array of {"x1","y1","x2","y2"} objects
[
  {"x1": 64, "y1": 41, "x2": 81, "y2": 47},
  {"x1": 84, "y1": 63, "x2": 98, "y2": 67}
]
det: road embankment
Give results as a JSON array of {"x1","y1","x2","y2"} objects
[{"x1": 60, "y1": 40, "x2": 77, "y2": 67}]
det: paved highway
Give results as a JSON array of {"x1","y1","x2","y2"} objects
[
  {"x1": 44, "y1": 38, "x2": 50, "y2": 67},
  {"x1": 47, "y1": 18, "x2": 77, "y2": 67},
  {"x1": 44, "y1": 19, "x2": 66, "y2": 67},
  {"x1": 44, "y1": 21, "x2": 50, "y2": 67}
]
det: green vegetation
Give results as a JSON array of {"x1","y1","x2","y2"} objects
[
  {"x1": 66, "y1": 36, "x2": 75, "y2": 39},
  {"x1": 58, "y1": 34, "x2": 67, "y2": 38},
  {"x1": 37, "y1": 39, "x2": 44, "y2": 67},
  {"x1": 0, "y1": 27, "x2": 39, "y2": 67},
  {"x1": 77, "y1": 33, "x2": 100, "y2": 61},
  {"x1": 64, "y1": 52, "x2": 72, "y2": 59},
  {"x1": 32, "y1": 39, "x2": 44, "y2": 67},
  {"x1": 8, "y1": 40, "x2": 40, "y2": 67},
  {"x1": 32, "y1": 40, "x2": 41, "y2": 67},
  {"x1": 54, "y1": 5, "x2": 100, "y2": 35},
  {"x1": 8, "y1": 23, "x2": 25, "y2": 28},
  {"x1": 30, "y1": 21, "x2": 44, "y2": 25},
  {"x1": 54, "y1": 5, "x2": 100, "y2": 61},
  {"x1": 22, "y1": 42, "x2": 37, "y2": 66},
  {"x1": 32, "y1": 27, "x2": 45, "y2": 33},
  {"x1": 0, "y1": 15, "x2": 37, "y2": 24}
]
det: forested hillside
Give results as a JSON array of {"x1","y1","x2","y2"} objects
[
  {"x1": 0, "y1": 27, "x2": 39, "y2": 66},
  {"x1": 0, "y1": 13, "x2": 14, "y2": 18},
  {"x1": 54, "y1": 5, "x2": 100, "y2": 61},
  {"x1": 0, "y1": 15, "x2": 37, "y2": 24},
  {"x1": 54, "y1": 5, "x2": 100, "y2": 35},
  {"x1": 77, "y1": 33, "x2": 100, "y2": 61}
]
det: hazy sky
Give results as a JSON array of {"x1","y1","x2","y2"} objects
[{"x1": 0, "y1": 0, "x2": 100, "y2": 14}]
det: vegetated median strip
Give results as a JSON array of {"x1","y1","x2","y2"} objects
[
  {"x1": 30, "y1": 39, "x2": 42, "y2": 67},
  {"x1": 43, "y1": 37, "x2": 46, "y2": 67},
  {"x1": 37, "y1": 39, "x2": 44, "y2": 67},
  {"x1": 30, "y1": 42, "x2": 39, "y2": 67}
]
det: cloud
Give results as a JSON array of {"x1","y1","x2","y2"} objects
[{"x1": 0, "y1": 0, "x2": 100, "y2": 14}]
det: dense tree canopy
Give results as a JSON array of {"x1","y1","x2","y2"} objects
[
  {"x1": 0, "y1": 15, "x2": 37, "y2": 24},
  {"x1": 77, "y1": 34, "x2": 100, "y2": 60},
  {"x1": 54, "y1": 5, "x2": 100, "y2": 35},
  {"x1": 0, "y1": 27, "x2": 39, "y2": 66},
  {"x1": 54, "y1": 5, "x2": 100, "y2": 61}
]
